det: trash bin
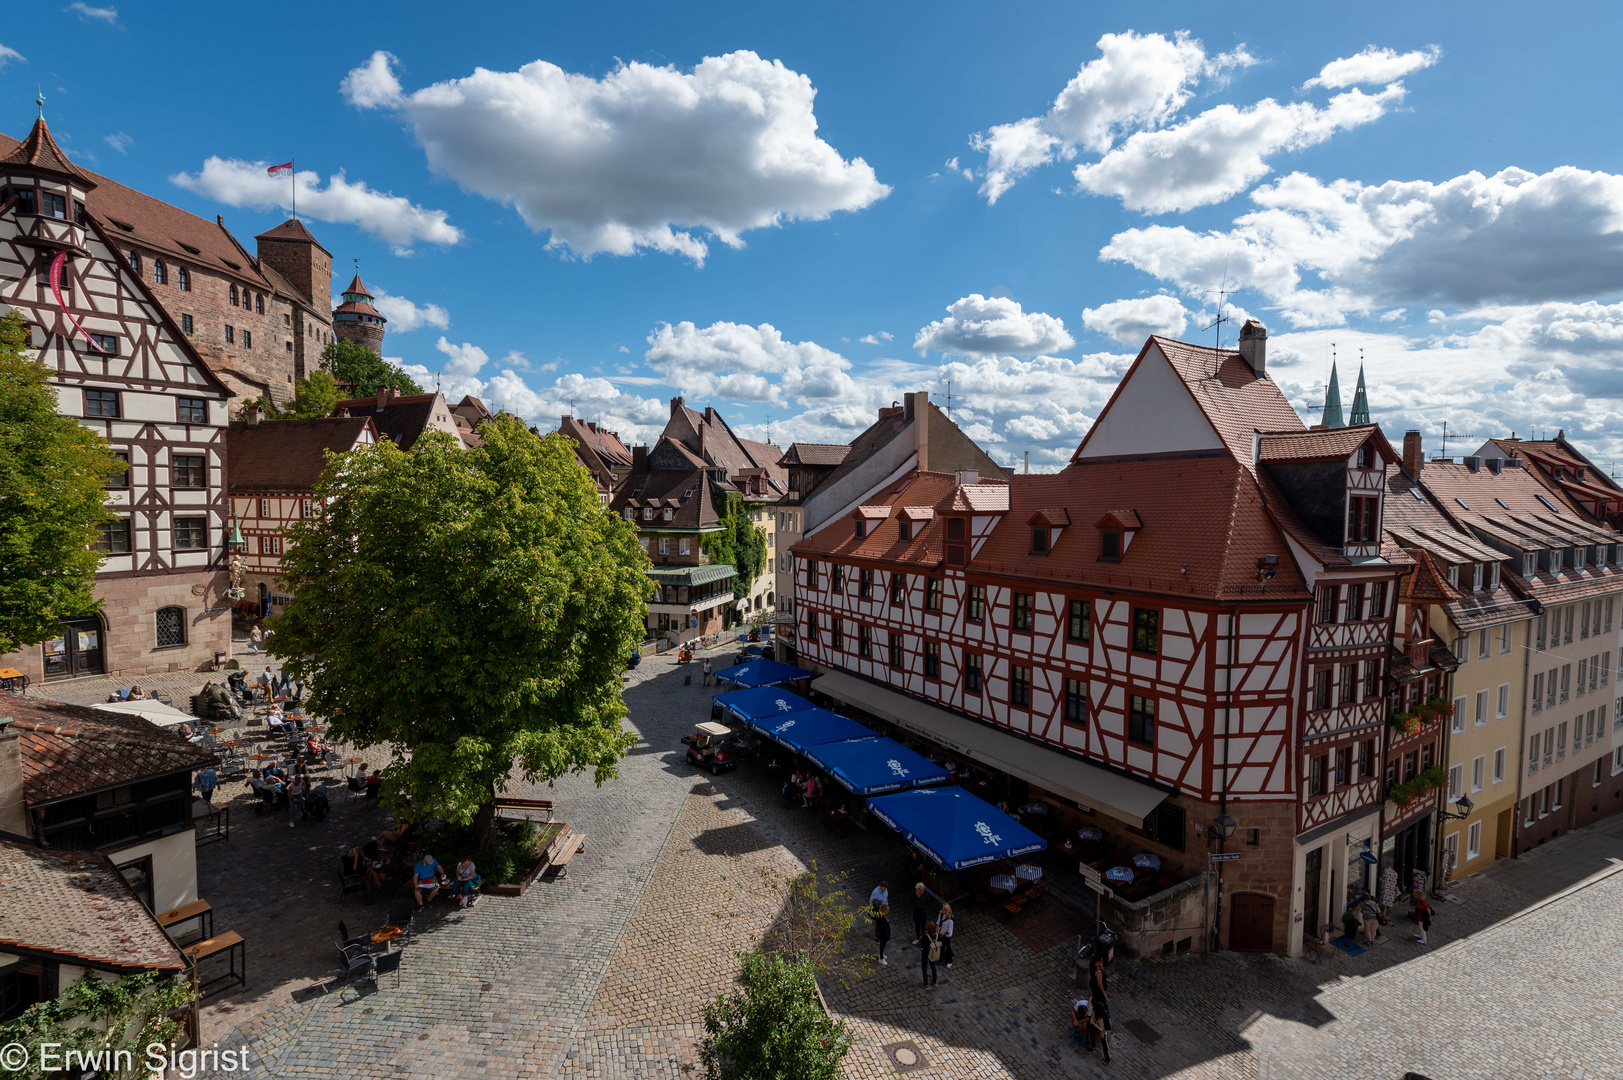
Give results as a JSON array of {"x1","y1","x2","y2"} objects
[{"x1": 213, "y1": 651, "x2": 228, "y2": 670}]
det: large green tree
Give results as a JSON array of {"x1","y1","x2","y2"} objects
[
  {"x1": 270, "y1": 417, "x2": 650, "y2": 842},
  {"x1": 319, "y1": 339, "x2": 423, "y2": 398},
  {"x1": 0, "y1": 311, "x2": 123, "y2": 653},
  {"x1": 700, "y1": 491, "x2": 768, "y2": 603}
]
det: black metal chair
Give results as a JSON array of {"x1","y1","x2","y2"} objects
[
  {"x1": 361, "y1": 948, "x2": 404, "y2": 990},
  {"x1": 338, "y1": 860, "x2": 366, "y2": 905},
  {"x1": 336, "y1": 921, "x2": 370, "y2": 951},
  {"x1": 386, "y1": 897, "x2": 415, "y2": 933},
  {"x1": 335, "y1": 941, "x2": 372, "y2": 981}
]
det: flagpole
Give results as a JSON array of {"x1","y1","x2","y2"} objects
[{"x1": 291, "y1": 158, "x2": 295, "y2": 220}]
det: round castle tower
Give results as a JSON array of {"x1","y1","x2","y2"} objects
[{"x1": 332, "y1": 272, "x2": 386, "y2": 354}]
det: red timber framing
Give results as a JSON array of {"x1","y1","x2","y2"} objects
[{"x1": 1, "y1": 116, "x2": 233, "y2": 680}]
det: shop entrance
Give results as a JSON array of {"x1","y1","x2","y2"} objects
[
  {"x1": 1389, "y1": 814, "x2": 1432, "y2": 894},
  {"x1": 1229, "y1": 893, "x2": 1274, "y2": 952},
  {"x1": 1302, "y1": 847, "x2": 1323, "y2": 938},
  {"x1": 43, "y1": 617, "x2": 104, "y2": 679}
]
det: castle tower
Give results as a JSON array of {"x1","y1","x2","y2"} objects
[
  {"x1": 332, "y1": 271, "x2": 386, "y2": 354},
  {"x1": 1322, "y1": 362, "x2": 1345, "y2": 429},
  {"x1": 255, "y1": 219, "x2": 332, "y2": 315},
  {"x1": 1349, "y1": 365, "x2": 1370, "y2": 425}
]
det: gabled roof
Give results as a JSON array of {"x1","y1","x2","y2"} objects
[
  {"x1": 226, "y1": 416, "x2": 375, "y2": 492},
  {"x1": 1404, "y1": 548, "x2": 1464, "y2": 604},
  {"x1": 0, "y1": 117, "x2": 95, "y2": 186},
  {"x1": 782, "y1": 443, "x2": 850, "y2": 467},
  {"x1": 334, "y1": 392, "x2": 445, "y2": 452},
  {"x1": 1095, "y1": 510, "x2": 1142, "y2": 530},
  {"x1": 3, "y1": 698, "x2": 215, "y2": 805},
  {"x1": 610, "y1": 464, "x2": 723, "y2": 532},
  {"x1": 254, "y1": 217, "x2": 332, "y2": 257},
  {"x1": 1258, "y1": 424, "x2": 1395, "y2": 465},
  {"x1": 0, "y1": 838, "x2": 186, "y2": 973}
]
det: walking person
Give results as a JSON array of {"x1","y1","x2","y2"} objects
[
  {"x1": 195, "y1": 765, "x2": 218, "y2": 805},
  {"x1": 918, "y1": 920, "x2": 941, "y2": 988},
  {"x1": 1413, "y1": 891, "x2": 1434, "y2": 945},
  {"x1": 286, "y1": 774, "x2": 306, "y2": 828},
  {"x1": 248, "y1": 623, "x2": 263, "y2": 652},
  {"x1": 910, "y1": 882, "x2": 929, "y2": 944},
  {"x1": 870, "y1": 893, "x2": 891, "y2": 966},
  {"x1": 936, "y1": 903, "x2": 955, "y2": 969},
  {"x1": 1086, "y1": 942, "x2": 1113, "y2": 1064},
  {"x1": 1359, "y1": 890, "x2": 1382, "y2": 945}
]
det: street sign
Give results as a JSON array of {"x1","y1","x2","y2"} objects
[
  {"x1": 1209, "y1": 852, "x2": 1242, "y2": 863},
  {"x1": 1079, "y1": 863, "x2": 1101, "y2": 885},
  {"x1": 1084, "y1": 879, "x2": 1114, "y2": 900}
]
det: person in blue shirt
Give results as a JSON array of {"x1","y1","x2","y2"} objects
[
  {"x1": 195, "y1": 767, "x2": 218, "y2": 804},
  {"x1": 413, "y1": 853, "x2": 445, "y2": 907}
]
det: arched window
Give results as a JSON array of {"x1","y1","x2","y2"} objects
[
  {"x1": 155, "y1": 606, "x2": 186, "y2": 648},
  {"x1": 229, "y1": 284, "x2": 238, "y2": 306},
  {"x1": 177, "y1": 266, "x2": 191, "y2": 292},
  {"x1": 256, "y1": 294, "x2": 264, "y2": 315},
  {"x1": 153, "y1": 259, "x2": 166, "y2": 285},
  {"x1": 127, "y1": 250, "x2": 141, "y2": 274}
]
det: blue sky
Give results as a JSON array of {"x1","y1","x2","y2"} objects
[{"x1": 8, "y1": 1, "x2": 1623, "y2": 469}]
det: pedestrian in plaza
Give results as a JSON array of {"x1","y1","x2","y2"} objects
[
  {"x1": 1413, "y1": 891, "x2": 1434, "y2": 945},
  {"x1": 936, "y1": 902, "x2": 955, "y2": 968},
  {"x1": 910, "y1": 882, "x2": 929, "y2": 944},
  {"x1": 1358, "y1": 890, "x2": 1382, "y2": 945},
  {"x1": 1070, "y1": 995, "x2": 1093, "y2": 1045},
  {"x1": 453, "y1": 856, "x2": 482, "y2": 908},
  {"x1": 871, "y1": 897, "x2": 891, "y2": 965},
  {"x1": 286, "y1": 774, "x2": 306, "y2": 828},
  {"x1": 249, "y1": 623, "x2": 263, "y2": 652},
  {"x1": 870, "y1": 880, "x2": 890, "y2": 909},
  {"x1": 918, "y1": 920, "x2": 941, "y2": 988},
  {"x1": 701, "y1": 657, "x2": 713, "y2": 686},
  {"x1": 257, "y1": 666, "x2": 274, "y2": 701},
  {"x1": 1086, "y1": 944, "x2": 1112, "y2": 1063},
  {"x1": 195, "y1": 765, "x2": 218, "y2": 805}
]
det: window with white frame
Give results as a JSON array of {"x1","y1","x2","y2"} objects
[
  {"x1": 1471, "y1": 754, "x2": 1485, "y2": 791},
  {"x1": 1467, "y1": 820, "x2": 1481, "y2": 860},
  {"x1": 1577, "y1": 659, "x2": 1588, "y2": 697},
  {"x1": 1524, "y1": 552, "x2": 1537, "y2": 578},
  {"x1": 1614, "y1": 746, "x2": 1623, "y2": 774},
  {"x1": 1490, "y1": 563, "x2": 1502, "y2": 589},
  {"x1": 1478, "y1": 629, "x2": 1489, "y2": 659},
  {"x1": 1532, "y1": 673, "x2": 1543, "y2": 713},
  {"x1": 678, "y1": 538, "x2": 690, "y2": 556},
  {"x1": 657, "y1": 537, "x2": 669, "y2": 555},
  {"x1": 1452, "y1": 696, "x2": 1467, "y2": 734},
  {"x1": 1475, "y1": 689, "x2": 1488, "y2": 726},
  {"x1": 1500, "y1": 623, "x2": 1512, "y2": 654},
  {"x1": 1493, "y1": 747, "x2": 1505, "y2": 784},
  {"x1": 1497, "y1": 682, "x2": 1509, "y2": 719},
  {"x1": 1448, "y1": 564, "x2": 1460, "y2": 588},
  {"x1": 1448, "y1": 762, "x2": 1464, "y2": 800}
]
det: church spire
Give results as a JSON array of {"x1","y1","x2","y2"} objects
[
  {"x1": 1322, "y1": 362, "x2": 1345, "y2": 428},
  {"x1": 1349, "y1": 365, "x2": 1370, "y2": 425}
]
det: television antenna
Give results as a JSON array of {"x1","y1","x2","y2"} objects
[{"x1": 1204, "y1": 256, "x2": 1232, "y2": 379}]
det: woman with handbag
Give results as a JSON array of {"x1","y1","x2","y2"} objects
[
  {"x1": 936, "y1": 903, "x2": 955, "y2": 968},
  {"x1": 918, "y1": 921, "x2": 941, "y2": 988}
]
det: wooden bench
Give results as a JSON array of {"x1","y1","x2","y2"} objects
[
  {"x1": 494, "y1": 797, "x2": 556, "y2": 823},
  {"x1": 157, "y1": 899, "x2": 214, "y2": 944},
  {"x1": 182, "y1": 930, "x2": 245, "y2": 997},
  {"x1": 548, "y1": 833, "x2": 586, "y2": 878}
]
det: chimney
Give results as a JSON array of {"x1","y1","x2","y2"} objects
[
  {"x1": 0, "y1": 719, "x2": 28, "y2": 837},
  {"x1": 1238, "y1": 319, "x2": 1267, "y2": 377},
  {"x1": 670, "y1": 395, "x2": 685, "y2": 418},
  {"x1": 909, "y1": 391, "x2": 929, "y2": 472},
  {"x1": 243, "y1": 402, "x2": 263, "y2": 428},
  {"x1": 632, "y1": 445, "x2": 649, "y2": 473},
  {"x1": 1403, "y1": 430, "x2": 1423, "y2": 476},
  {"x1": 1487, "y1": 458, "x2": 1503, "y2": 474},
  {"x1": 375, "y1": 386, "x2": 387, "y2": 413},
  {"x1": 1024, "y1": 451, "x2": 1030, "y2": 474}
]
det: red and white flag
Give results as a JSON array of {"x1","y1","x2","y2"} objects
[{"x1": 267, "y1": 161, "x2": 294, "y2": 177}]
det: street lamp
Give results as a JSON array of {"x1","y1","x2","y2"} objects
[
  {"x1": 1440, "y1": 793, "x2": 1474, "y2": 821},
  {"x1": 1212, "y1": 812, "x2": 1238, "y2": 842}
]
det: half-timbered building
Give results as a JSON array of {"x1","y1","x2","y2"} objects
[
  {"x1": 225, "y1": 412, "x2": 377, "y2": 618},
  {"x1": 0, "y1": 114, "x2": 234, "y2": 682},
  {"x1": 793, "y1": 325, "x2": 1409, "y2": 956}
]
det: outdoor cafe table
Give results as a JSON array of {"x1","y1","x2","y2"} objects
[
  {"x1": 989, "y1": 874, "x2": 1017, "y2": 893},
  {"x1": 1104, "y1": 866, "x2": 1135, "y2": 885},
  {"x1": 371, "y1": 925, "x2": 405, "y2": 948},
  {"x1": 1132, "y1": 853, "x2": 1162, "y2": 872},
  {"x1": 1078, "y1": 826, "x2": 1103, "y2": 841},
  {"x1": 1014, "y1": 863, "x2": 1043, "y2": 882},
  {"x1": 1057, "y1": 838, "x2": 1078, "y2": 856}
]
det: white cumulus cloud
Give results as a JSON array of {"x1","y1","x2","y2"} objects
[
  {"x1": 859, "y1": 331, "x2": 893, "y2": 345},
  {"x1": 103, "y1": 131, "x2": 132, "y2": 154},
  {"x1": 171, "y1": 158, "x2": 461, "y2": 252},
  {"x1": 1102, "y1": 166, "x2": 1623, "y2": 326},
  {"x1": 65, "y1": 3, "x2": 116, "y2": 23},
  {"x1": 914, "y1": 294, "x2": 1074, "y2": 356},
  {"x1": 343, "y1": 50, "x2": 888, "y2": 265},
  {"x1": 368, "y1": 288, "x2": 449, "y2": 333},
  {"x1": 644, "y1": 321, "x2": 865, "y2": 407},
  {"x1": 0, "y1": 42, "x2": 25, "y2": 69},
  {"x1": 1072, "y1": 84, "x2": 1405, "y2": 213},
  {"x1": 1082, "y1": 295, "x2": 1190, "y2": 345},
  {"x1": 1305, "y1": 45, "x2": 1440, "y2": 89}
]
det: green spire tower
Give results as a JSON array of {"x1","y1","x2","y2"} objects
[
  {"x1": 1349, "y1": 365, "x2": 1370, "y2": 425},
  {"x1": 1322, "y1": 362, "x2": 1345, "y2": 428}
]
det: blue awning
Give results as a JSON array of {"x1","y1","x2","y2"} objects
[
  {"x1": 802, "y1": 737, "x2": 953, "y2": 796},
  {"x1": 750, "y1": 708, "x2": 874, "y2": 752},
  {"x1": 712, "y1": 687, "x2": 816, "y2": 723},
  {"x1": 866, "y1": 786, "x2": 1047, "y2": 870},
  {"x1": 713, "y1": 658, "x2": 816, "y2": 688}
]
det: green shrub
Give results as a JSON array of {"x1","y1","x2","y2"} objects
[
  {"x1": 473, "y1": 820, "x2": 543, "y2": 885},
  {"x1": 700, "y1": 950, "x2": 851, "y2": 1080}
]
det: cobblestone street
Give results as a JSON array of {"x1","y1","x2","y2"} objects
[{"x1": 29, "y1": 646, "x2": 1623, "y2": 1080}]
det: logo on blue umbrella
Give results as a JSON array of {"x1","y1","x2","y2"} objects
[
  {"x1": 974, "y1": 820, "x2": 1002, "y2": 845},
  {"x1": 774, "y1": 698, "x2": 794, "y2": 711},
  {"x1": 886, "y1": 759, "x2": 910, "y2": 778},
  {"x1": 774, "y1": 719, "x2": 797, "y2": 733}
]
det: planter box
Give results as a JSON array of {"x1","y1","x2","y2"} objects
[{"x1": 484, "y1": 823, "x2": 570, "y2": 897}]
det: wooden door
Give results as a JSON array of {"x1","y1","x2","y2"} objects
[
  {"x1": 1229, "y1": 893, "x2": 1274, "y2": 952},
  {"x1": 1495, "y1": 808, "x2": 1513, "y2": 858},
  {"x1": 1302, "y1": 848, "x2": 1322, "y2": 939}
]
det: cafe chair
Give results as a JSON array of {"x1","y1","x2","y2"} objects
[
  {"x1": 361, "y1": 948, "x2": 404, "y2": 990},
  {"x1": 337, "y1": 860, "x2": 366, "y2": 905},
  {"x1": 387, "y1": 897, "x2": 415, "y2": 930},
  {"x1": 335, "y1": 941, "x2": 373, "y2": 981},
  {"x1": 336, "y1": 921, "x2": 371, "y2": 952}
]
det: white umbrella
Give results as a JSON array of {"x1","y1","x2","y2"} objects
[{"x1": 92, "y1": 699, "x2": 194, "y2": 728}]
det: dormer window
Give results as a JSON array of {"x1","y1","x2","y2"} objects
[
  {"x1": 1100, "y1": 530, "x2": 1121, "y2": 561},
  {"x1": 1348, "y1": 495, "x2": 1379, "y2": 543},
  {"x1": 642, "y1": 507, "x2": 654, "y2": 521},
  {"x1": 1356, "y1": 445, "x2": 1373, "y2": 469},
  {"x1": 854, "y1": 519, "x2": 866, "y2": 538},
  {"x1": 1447, "y1": 564, "x2": 1460, "y2": 588},
  {"x1": 946, "y1": 517, "x2": 966, "y2": 566},
  {"x1": 1490, "y1": 563, "x2": 1501, "y2": 589},
  {"x1": 899, "y1": 519, "x2": 912, "y2": 543},
  {"x1": 662, "y1": 507, "x2": 673, "y2": 521},
  {"x1": 1471, "y1": 564, "x2": 1482, "y2": 591},
  {"x1": 622, "y1": 507, "x2": 634, "y2": 521},
  {"x1": 1524, "y1": 552, "x2": 1537, "y2": 578},
  {"x1": 1031, "y1": 526, "x2": 1049, "y2": 556},
  {"x1": 1574, "y1": 546, "x2": 1586, "y2": 570}
]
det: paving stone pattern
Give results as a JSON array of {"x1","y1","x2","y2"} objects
[{"x1": 62, "y1": 647, "x2": 1623, "y2": 1080}]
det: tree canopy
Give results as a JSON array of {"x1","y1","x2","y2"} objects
[
  {"x1": 269, "y1": 417, "x2": 650, "y2": 841},
  {"x1": 319, "y1": 338, "x2": 423, "y2": 398},
  {"x1": 0, "y1": 311, "x2": 122, "y2": 654},
  {"x1": 700, "y1": 491, "x2": 768, "y2": 603}
]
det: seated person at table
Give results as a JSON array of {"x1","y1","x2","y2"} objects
[
  {"x1": 452, "y1": 857, "x2": 482, "y2": 908},
  {"x1": 378, "y1": 820, "x2": 415, "y2": 853},
  {"x1": 128, "y1": 684, "x2": 146, "y2": 700},
  {"x1": 248, "y1": 771, "x2": 277, "y2": 806},
  {"x1": 263, "y1": 761, "x2": 287, "y2": 782},
  {"x1": 343, "y1": 844, "x2": 367, "y2": 876},
  {"x1": 365, "y1": 769, "x2": 384, "y2": 798},
  {"x1": 783, "y1": 771, "x2": 803, "y2": 801},
  {"x1": 266, "y1": 706, "x2": 286, "y2": 730},
  {"x1": 413, "y1": 853, "x2": 444, "y2": 907},
  {"x1": 306, "y1": 734, "x2": 332, "y2": 757}
]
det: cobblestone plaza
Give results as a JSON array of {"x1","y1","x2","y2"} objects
[{"x1": 36, "y1": 648, "x2": 1623, "y2": 1080}]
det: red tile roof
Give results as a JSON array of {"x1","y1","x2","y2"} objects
[
  {"x1": 226, "y1": 416, "x2": 375, "y2": 492},
  {"x1": 782, "y1": 443, "x2": 850, "y2": 467},
  {"x1": 0, "y1": 838, "x2": 187, "y2": 973},
  {"x1": 1258, "y1": 424, "x2": 1395, "y2": 464},
  {"x1": 340, "y1": 272, "x2": 373, "y2": 297},
  {"x1": 0, "y1": 117, "x2": 95, "y2": 186},
  {"x1": 3, "y1": 699, "x2": 216, "y2": 805},
  {"x1": 797, "y1": 463, "x2": 1308, "y2": 602},
  {"x1": 254, "y1": 217, "x2": 332, "y2": 257},
  {"x1": 335, "y1": 393, "x2": 445, "y2": 451}
]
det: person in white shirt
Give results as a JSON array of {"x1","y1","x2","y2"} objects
[
  {"x1": 936, "y1": 904, "x2": 955, "y2": 968},
  {"x1": 869, "y1": 881, "x2": 890, "y2": 908}
]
